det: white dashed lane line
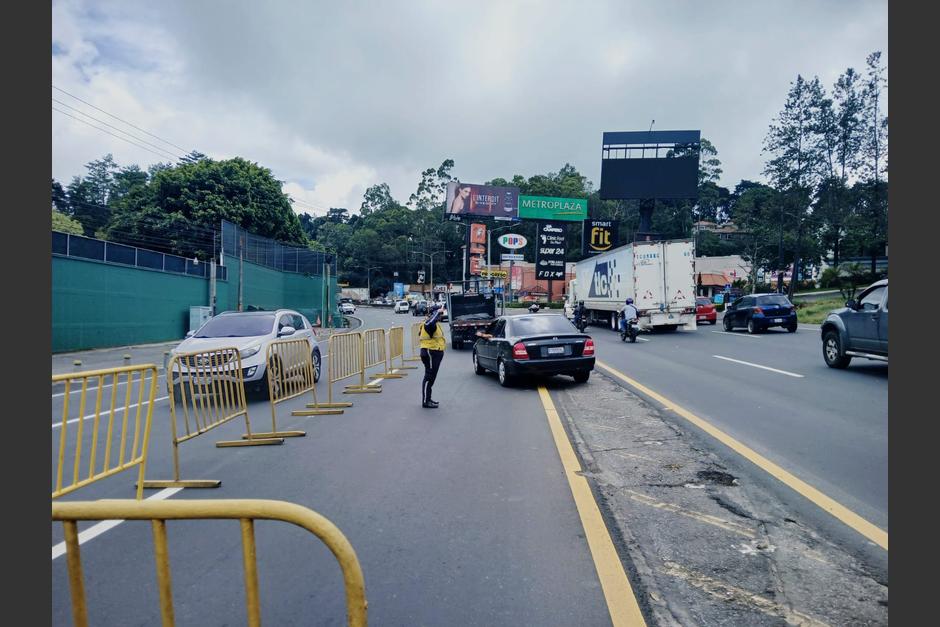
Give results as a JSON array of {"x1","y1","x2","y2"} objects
[{"x1": 712, "y1": 355, "x2": 804, "y2": 378}]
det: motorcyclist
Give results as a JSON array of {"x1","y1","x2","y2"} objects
[
  {"x1": 573, "y1": 301, "x2": 586, "y2": 329},
  {"x1": 528, "y1": 302, "x2": 540, "y2": 313},
  {"x1": 618, "y1": 298, "x2": 639, "y2": 333}
]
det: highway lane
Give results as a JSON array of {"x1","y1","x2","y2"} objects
[
  {"x1": 53, "y1": 306, "x2": 620, "y2": 626},
  {"x1": 581, "y1": 318, "x2": 888, "y2": 534}
]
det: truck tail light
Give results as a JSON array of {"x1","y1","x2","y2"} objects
[
  {"x1": 512, "y1": 342, "x2": 529, "y2": 359},
  {"x1": 583, "y1": 339, "x2": 595, "y2": 356}
]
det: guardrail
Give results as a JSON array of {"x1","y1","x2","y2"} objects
[
  {"x1": 251, "y1": 339, "x2": 343, "y2": 440},
  {"x1": 388, "y1": 326, "x2": 417, "y2": 371},
  {"x1": 142, "y1": 349, "x2": 283, "y2": 490},
  {"x1": 52, "y1": 498, "x2": 368, "y2": 627},
  {"x1": 53, "y1": 364, "x2": 159, "y2": 500}
]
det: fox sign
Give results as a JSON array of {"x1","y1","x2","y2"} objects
[{"x1": 498, "y1": 234, "x2": 527, "y2": 250}]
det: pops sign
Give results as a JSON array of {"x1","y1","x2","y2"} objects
[{"x1": 498, "y1": 234, "x2": 527, "y2": 250}]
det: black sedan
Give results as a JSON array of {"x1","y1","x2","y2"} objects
[
  {"x1": 723, "y1": 293, "x2": 798, "y2": 333},
  {"x1": 472, "y1": 313, "x2": 595, "y2": 386}
]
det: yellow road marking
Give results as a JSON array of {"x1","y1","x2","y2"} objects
[
  {"x1": 596, "y1": 360, "x2": 888, "y2": 551},
  {"x1": 537, "y1": 386, "x2": 647, "y2": 627},
  {"x1": 624, "y1": 489, "x2": 756, "y2": 538}
]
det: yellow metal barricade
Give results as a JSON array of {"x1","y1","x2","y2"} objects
[
  {"x1": 325, "y1": 331, "x2": 380, "y2": 405},
  {"x1": 388, "y1": 325, "x2": 417, "y2": 370},
  {"x1": 363, "y1": 328, "x2": 403, "y2": 380},
  {"x1": 405, "y1": 321, "x2": 423, "y2": 362},
  {"x1": 53, "y1": 498, "x2": 368, "y2": 627},
  {"x1": 142, "y1": 348, "x2": 282, "y2": 490},
  {"x1": 53, "y1": 364, "x2": 159, "y2": 500},
  {"x1": 248, "y1": 339, "x2": 344, "y2": 440}
]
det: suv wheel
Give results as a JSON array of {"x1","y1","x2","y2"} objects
[
  {"x1": 723, "y1": 315, "x2": 733, "y2": 332},
  {"x1": 823, "y1": 330, "x2": 851, "y2": 369},
  {"x1": 312, "y1": 349, "x2": 321, "y2": 382}
]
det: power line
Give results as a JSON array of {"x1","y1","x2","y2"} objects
[
  {"x1": 54, "y1": 107, "x2": 183, "y2": 162},
  {"x1": 52, "y1": 84, "x2": 191, "y2": 154},
  {"x1": 53, "y1": 98, "x2": 184, "y2": 161}
]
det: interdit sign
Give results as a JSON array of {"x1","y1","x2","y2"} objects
[{"x1": 498, "y1": 234, "x2": 527, "y2": 250}]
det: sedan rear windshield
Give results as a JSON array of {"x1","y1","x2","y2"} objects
[
  {"x1": 509, "y1": 315, "x2": 577, "y2": 336},
  {"x1": 195, "y1": 314, "x2": 275, "y2": 338},
  {"x1": 756, "y1": 295, "x2": 792, "y2": 306}
]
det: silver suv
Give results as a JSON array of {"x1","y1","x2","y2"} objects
[{"x1": 821, "y1": 279, "x2": 888, "y2": 368}]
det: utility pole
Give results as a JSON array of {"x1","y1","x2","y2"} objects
[
  {"x1": 209, "y1": 258, "x2": 217, "y2": 316},
  {"x1": 238, "y1": 236, "x2": 245, "y2": 311}
]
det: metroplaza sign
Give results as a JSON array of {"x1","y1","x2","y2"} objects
[{"x1": 518, "y1": 195, "x2": 588, "y2": 221}]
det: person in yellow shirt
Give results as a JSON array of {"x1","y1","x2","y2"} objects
[{"x1": 419, "y1": 301, "x2": 446, "y2": 408}]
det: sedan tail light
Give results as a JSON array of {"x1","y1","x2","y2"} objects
[
  {"x1": 583, "y1": 338, "x2": 595, "y2": 356},
  {"x1": 512, "y1": 342, "x2": 529, "y2": 359}
]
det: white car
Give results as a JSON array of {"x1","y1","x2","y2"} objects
[
  {"x1": 170, "y1": 309, "x2": 322, "y2": 397},
  {"x1": 340, "y1": 302, "x2": 356, "y2": 314},
  {"x1": 394, "y1": 300, "x2": 410, "y2": 313}
]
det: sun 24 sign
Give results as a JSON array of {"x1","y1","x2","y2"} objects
[{"x1": 497, "y1": 234, "x2": 527, "y2": 250}]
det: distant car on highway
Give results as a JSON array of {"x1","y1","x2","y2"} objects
[
  {"x1": 821, "y1": 279, "x2": 888, "y2": 369},
  {"x1": 412, "y1": 301, "x2": 428, "y2": 316},
  {"x1": 170, "y1": 309, "x2": 321, "y2": 397},
  {"x1": 472, "y1": 313, "x2": 595, "y2": 386},
  {"x1": 695, "y1": 297, "x2": 717, "y2": 325},
  {"x1": 340, "y1": 302, "x2": 356, "y2": 314},
  {"x1": 394, "y1": 300, "x2": 410, "y2": 313},
  {"x1": 723, "y1": 293, "x2": 798, "y2": 333}
]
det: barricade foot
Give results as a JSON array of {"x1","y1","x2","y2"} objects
[
  {"x1": 308, "y1": 402, "x2": 353, "y2": 408},
  {"x1": 242, "y1": 431, "x2": 305, "y2": 439},
  {"x1": 140, "y1": 479, "x2": 221, "y2": 489},
  {"x1": 216, "y1": 437, "x2": 285, "y2": 447},
  {"x1": 403, "y1": 357, "x2": 421, "y2": 363},
  {"x1": 371, "y1": 372, "x2": 405, "y2": 379},
  {"x1": 344, "y1": 387, "x2": 382, "y2": 394},
  {"x1": 398, "y1": 364, "x2": 419, "y2": 369},
  {"x1": 292, "y1": 408, "x2": 345, "y2": 416}
]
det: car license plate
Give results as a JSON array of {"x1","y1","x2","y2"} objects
[
  {"x1": 547, "y1": 346, "x2": 565, "y2": 355},
  {"x1": 774, "y1": 318, "x2": 783, "y2": 323},
  {"x1": 698, "y1": 315, "x2": 705, "y2": 320}
]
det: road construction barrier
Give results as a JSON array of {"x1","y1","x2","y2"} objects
[
  {"x1": 406, "y1": 321, "x2": 423, "y2": 362},
  {"x1": 142, "y1": 348, "x2": 283, "y2": 490},
  {"x1": 326, "y1": 331, "x2": 380, "y2": 405},
  {"x1": 363, "y1": 328, "x2": 404, "y2": 380},
  {"x1": 52, "y1": 498, "x2": 368, "y2": 627},
  {"x1": 53, "y1": 364, "x2": 159, "y2": 500},
  {"x1": 253, "y1": 338, "x2": 343, "y2": 438},
  {"x1": 388, "y1": 326, "x2": 417, "y2": 371}
]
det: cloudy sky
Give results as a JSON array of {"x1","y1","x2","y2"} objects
[{"x1": 52, "y1": 0, "x2": 887, "y2": 217}]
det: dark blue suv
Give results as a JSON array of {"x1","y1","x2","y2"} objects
[{"x1": 722, "y1": 293, "x2": 798, "y2": 334}]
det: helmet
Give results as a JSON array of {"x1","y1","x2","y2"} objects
[{"x1": 626, "y1": 298, "x2": 634, "y2": 304}]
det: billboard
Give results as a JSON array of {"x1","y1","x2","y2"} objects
[
  {"x1": 446, "y1": 181, "x2": 520, "y2": 218},
  {"x1": 536, "y1": 221, "x2": 567, "y2": 280},
  {"x1": 498, "y1": 234, "x2": 527, "y2": 249},
  {"x1": 470, "y1": 223, "x2": 487, "y2": 244},
  {"x1": 519, "y1": 195, "x2": 587, "y2": 222},
  {"x1": 582, "y1": 219, "x2": 619, "y2": 256},
  {"x1": 599, "y1": 130, "x2": 700, "y2": 200}
]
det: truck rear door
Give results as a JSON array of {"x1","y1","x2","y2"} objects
[
  {"x1": 663, "y1": 241, "x2": 696, "y2": 312},
  {"x1": 632, "y1": 241, "x2": 665, "y2": 312}
]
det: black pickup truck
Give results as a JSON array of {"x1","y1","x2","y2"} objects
[{"x1": 447, "y1": 292, "x2": 497, "y2": 349}]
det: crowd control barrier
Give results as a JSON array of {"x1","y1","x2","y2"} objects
[
  {"x1": 53, "y1": 498, "x2": 368, "y2": 627},
  {"x1": 388, "y1": 326, "x2": 418, "y2": 371},
  {"x1": 363, "y1": 328, "x2": 404, "y2": 380},
  {"x1": 248, "y1": 339, "x2": 343, "y2": 440},
  {"x1": 142, "y1": 348, "x2": 282, "y2": 490},
  {"x1": 406, "y1": 321, "x2": 423, "y2": 363},
  {"x1": 53, "y1": 364, "x2": 159, "y2": 500},
  {"x1": 320, "y1": 331, "x2": 380, "y2": 407}
]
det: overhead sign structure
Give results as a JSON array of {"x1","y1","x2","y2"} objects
[
  {"x1": 445, "y1": 181, "x2": 520, "y2": 219},
  {"x1": 582, "y1": 219, "x2": 619, "y2": 256},
  {"x1": 599, "y1": 130, "x2": 701, "y2": 200},
  {"x1": 536, "y1": 222, "x2": 567, "y2": 280},
  {"x1": 498, "y1": 233, "x2": 527, "y2": 250},
  {"x1": 519, "y1": 195, "x2": 588, "y2": 222}
]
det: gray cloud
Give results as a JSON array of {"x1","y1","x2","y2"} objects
[{"x1": 52, "y1": 0, "x2": 887, "y2": 212}]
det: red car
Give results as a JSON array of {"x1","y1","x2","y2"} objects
[{"x1": 696, "y1": 297, "x2": 717, "y2": 324}]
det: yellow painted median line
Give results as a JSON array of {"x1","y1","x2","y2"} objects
[
  {"x1": 596, "y1": 360, "x2": 888, "y2": 551},
  {"x1": 537, "y1": 386, "x2": 647, "y2": 627}
]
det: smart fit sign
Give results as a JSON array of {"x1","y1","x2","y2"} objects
[{"x1": 518, "y1": 195, "x2": 588, "y2": 222}]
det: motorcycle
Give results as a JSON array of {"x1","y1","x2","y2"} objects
[
  {"x1": 619, "y1": 317, "x2": 638, "y2": 343},
  {"x1": 574, "y1": 316, "x2": 588, "y2": 333},
  {"x1": 528, "y1": 303, "x2": 540, "y2": 313}
]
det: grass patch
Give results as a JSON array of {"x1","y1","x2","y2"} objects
[{"x1": 794, "y1": 296, "x2": 846, "y2": 324}]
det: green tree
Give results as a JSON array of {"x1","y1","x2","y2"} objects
[
  {"x1": 52, "y1": 209, "x2": 84, "y2": 235},
  {"x1": 408, "y1": 159, "x2": 454, "y2": 211},
  {"x1": 859, "y1": 51, "x2": 888, "y2": 275}
]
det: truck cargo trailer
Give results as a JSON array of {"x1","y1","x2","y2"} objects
[{"x1": 568, "y1": 239, "x2": 697, "y2": 332}]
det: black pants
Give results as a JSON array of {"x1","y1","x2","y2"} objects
[{"x1": 420, "y1": 348, "x2": 444, "y2": 402}]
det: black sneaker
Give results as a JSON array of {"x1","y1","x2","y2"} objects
[
  {"x1": 422, "y1": 401, "x2": 438, "y2": 409},
  {"x1": 428, "y1": 400, "x2": 439, "y2": 407}
]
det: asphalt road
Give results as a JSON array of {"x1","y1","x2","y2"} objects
[{"x1": 52, "y1": 308, "x2": 614, "y2": 626}]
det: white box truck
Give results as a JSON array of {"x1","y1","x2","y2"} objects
[{"x1": 568, "y1": 238, "x2": 697, "y2": 332}]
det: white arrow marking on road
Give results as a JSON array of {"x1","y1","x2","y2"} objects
[
  {"x1": 712, "y1": 355, "x2": 804, "y2": 378},
  {"x1": 51, "y1": 487, "x2": 182, "y2": 560}
]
